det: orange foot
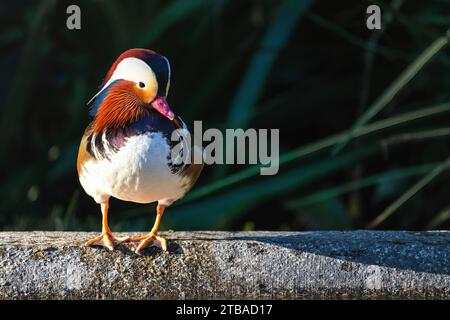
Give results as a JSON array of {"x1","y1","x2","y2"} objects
[
  {"x1": 128, "y1": 234, "x2": 168, "y2": 255},
  {"x1": 85, "y1": 232, "x2": 130, "y2": 251}
]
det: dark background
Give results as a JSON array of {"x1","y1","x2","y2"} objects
[{"x1": 1, "y1": 0, "x2": 449, "y2": 232}]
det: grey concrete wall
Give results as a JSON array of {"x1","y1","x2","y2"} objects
[{"x1": 0, "y1": 231, "x2": 449, "y2": 299}]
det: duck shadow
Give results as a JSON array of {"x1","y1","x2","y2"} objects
[{"x1": 225, "y1": 231, "x2": 450, "y2": 276}]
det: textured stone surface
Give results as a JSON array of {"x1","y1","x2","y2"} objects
[{"x1": 0, "y1": 231, "x2": 449, "y2": 299}]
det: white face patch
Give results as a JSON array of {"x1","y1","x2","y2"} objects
[
  {"x1": 88, "y1": 57, "x2": 158, "y2": 104},
  {"x1": 162, "y1": 56, "x2": 171, "y2": 97}
]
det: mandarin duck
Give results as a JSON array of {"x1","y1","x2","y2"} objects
[{"x1": 77, "y1": 48, "x2": 203, "y2": 254}]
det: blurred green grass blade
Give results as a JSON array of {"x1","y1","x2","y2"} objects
[
  {"x1": 382, "y1": 127, "x2": 450, "y2": 147},
  {"x1": 0, "y1": 0, "x2": 56, "y2": 159},
  {"x1": 368, "y1": 157, "x2": 450, "y2": 228},
  {"x1": 182, "y1": 102, "x2": 450, "y2": 203},
  {"x1": 286, "y1": 163, "x2": 435, "y2": 209},
  {"x1": 48, "y1": 142, "x2": 78, "y2": 181},
  {"x1": 292, "y1": 198, "x2": 351, "y2": 230},
  {"x1": 333, "y1": 28, "x2": 450, "y2": 155},
  {"x1": 63, "y1": 189, "x2": 79, "y2": 230},
  {"x1": 184, "y1": 0, "x2": 228, "y2": 44},
  {"x1": 305, "y1": 12, "x2": 401, "y2": 59},
  {"x1": 226, "y1": 0, "x2": 313, "y2": 128},
  {"x1": 165, "y1": 145, "x2": 379, "y2": 229},
  {"x1": 0, "y1": 27, "x2": 24, "y2": 48},
  {"x1": 138, "y1": 0, "x2": 213, "y2": 46},
  {"x1": 187, "y1": 39, "x2": 251, "y2": 116},
  {"x1": 426, "y1": 206, "x2": 450, "y2": 229},
  {"x1": 418, "y1": 15, "x2": 450, "y2": 26},
  {"x1": 97, "y1": 1, "x2": 128, "y2": 49},
  {"x1": 378, "y1": 0, "x2": 441, "y2": 41},
  {"x1": 359, "y1": 0, "x2": 404, "y2": 116}
]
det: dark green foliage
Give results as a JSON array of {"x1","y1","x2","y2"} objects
[{"x1": 0, "y1": 0, "x2": 449, "y2": 231}]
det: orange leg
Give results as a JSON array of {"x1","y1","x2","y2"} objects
[
  {"x1": 128, "y1": 204, "x2": 168, "y2": 254},
  {"x1": 85, "y1": 202, "x2": 129, "y2": 251}
]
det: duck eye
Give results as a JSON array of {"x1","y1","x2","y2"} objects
[{"x1": 138, "y1": 81, "x2": 145, "y2": 88}]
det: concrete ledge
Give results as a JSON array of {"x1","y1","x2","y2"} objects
[{"x1": 0, "y1": 231, "x2": 449, "y2": 299}]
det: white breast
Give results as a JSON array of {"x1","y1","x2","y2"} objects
[{"x1": 79, "y1": 132, "x2": 188, "y2": 205}]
